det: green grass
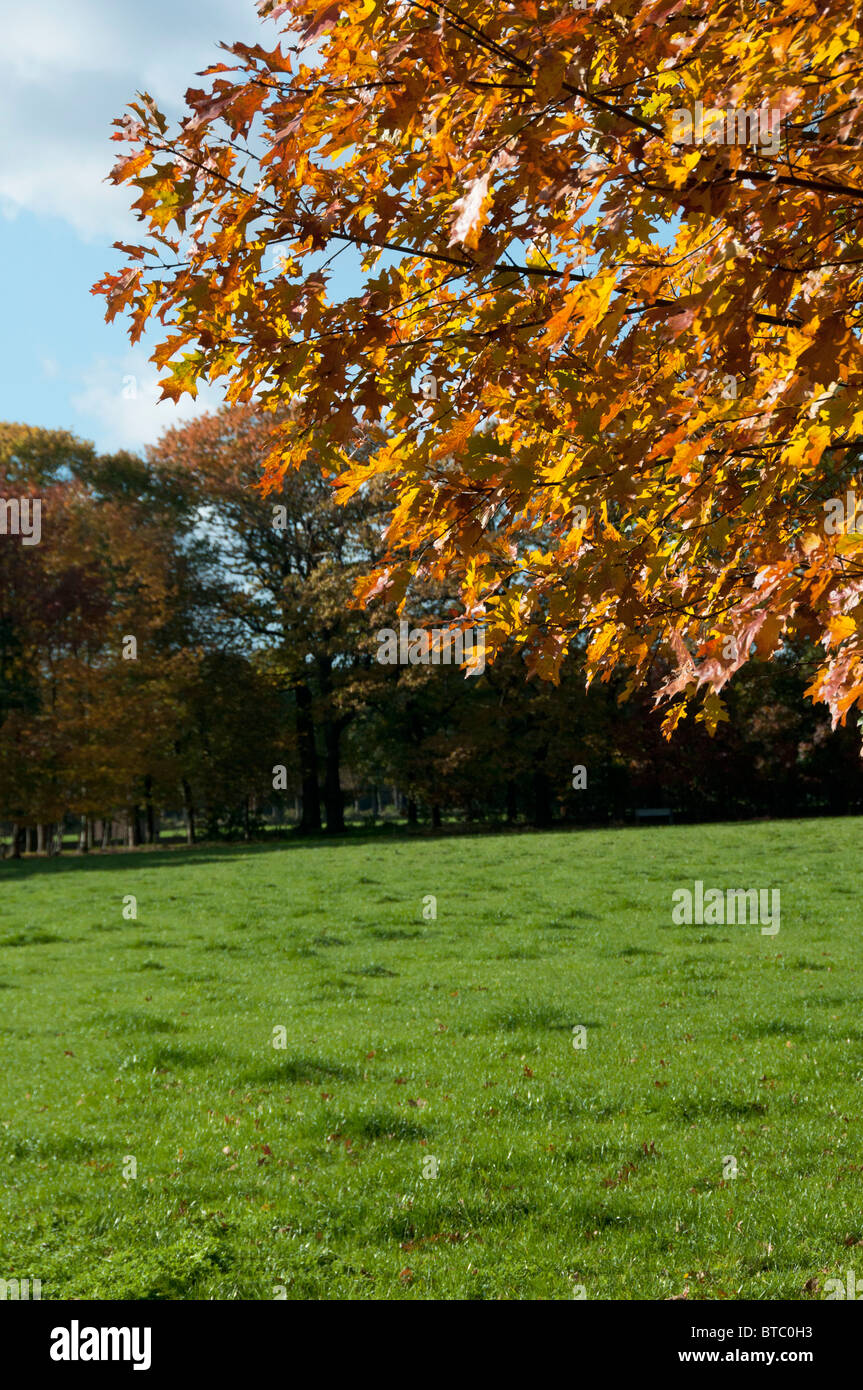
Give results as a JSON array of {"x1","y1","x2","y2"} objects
[{"x1": 1, "y1": 819, "x2": 861, "y2": 1300}]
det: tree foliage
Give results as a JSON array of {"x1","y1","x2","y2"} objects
[
  {"x1": 148, "y1": 404, "x2": 392, "y2": 831},
  {"x1": 96, "y1": 0, "x2": 863, "y2": 736},
  {"x1": 4, "y1": 417, "x2": 863, "y2": 849}
]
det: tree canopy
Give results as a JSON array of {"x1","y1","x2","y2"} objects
[
  {"x1": 4, "y1": 416, "x2": 863, "y2": 853},
  {"x1": 96, "y1": 0, "x2": 863, "y2": 739}
]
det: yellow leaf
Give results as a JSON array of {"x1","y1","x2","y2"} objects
[
  {"x1": 569, "y1": 271, "x2": 616, "y2": 348},
  {"x1": 835, "y1": 533, "x2": 863, "y2": 556},
  {"x1": 829, "y1": 614, "x2": 856, "y2": 643},
  {"x1": 661, "y1": 703, "x2": 688, "y2": 739},
  {"x1": 587, "y1": 623, "x2": 617, "y2": 663}
]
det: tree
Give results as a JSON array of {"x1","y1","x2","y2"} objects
[
  {"x1": 148, "y1": 405, "x2": 389, "y2": 832},
  {"x1": 168, "y1": 648, "x2": 291, "y2": 841},
  {"x1": 96, "y1": 0, "x2": 863, "y2": 740},
  {"x1": 0, "y1": 425, "x2": 251, "y2": 851}
]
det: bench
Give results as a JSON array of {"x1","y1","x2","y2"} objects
[{"x1": 634, "y1": 808, "x2": 674, "y2": 824}]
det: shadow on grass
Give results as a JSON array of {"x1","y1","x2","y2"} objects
[
  {"x1": 347, "y1": 1110, "x2": 431, "y2": 1142},
  {"x1": 95, "y1": 1010, "x2": 181, "y2": 1036},
  {"x1": 245, "y1": 1054, "x2": 362, "y2": 1087},
  {"x1": 479, "y1": 1002, "x2": 600, "y2": 1033},
  {"x1": 673, "y1": 1096, "x2": 769, "y2": 1121},
  {"x1": 5, "y1": 1133, "x2": 106, "y2": 1162},
  {"x1": 119, "y1": 1044, "x2": 221, "y2": 1072},
  {"x1": 2, "y1": 814, "x2": 861, "y2": 883},
  {"x1": 740, "y1": 1020, "x2": 809, "y2": 1038},
  {"x1": 0, "y1": 930, "x2": 69, "y2": 947},
  {"x1": 0, "y1": 822, "x2": 474, "y2": 879}
]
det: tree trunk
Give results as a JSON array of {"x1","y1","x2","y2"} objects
[
  {"x1": 36, "y1": 823, "x2": 46, "y2": 855},
  {"x1": 316, "y1": 653, "x2": 348, "y2": 836},
  {"x1": 407, "y1": 797, "x2": 418, "y2": 826},
  {"x1": 506, "y1": 779, "x2": 518, "y2": 824},
  {"x1": 293, "y1": 679, "x2": 321, "y2": 832},
  {"x1": 533, "y1": 768, "x2": 553, "y2": 828},
  {"x1": 323, "y1": 719, "x2": 345, "y2": 834},
  {"x1": 181, "y1": 781, "x2": 196, "y2": 845},
  {"x1": 8, "y1": 823, "x2": 21, "y2": 859},
  {"x1": 144, "y1": 775, "x2": 156, "y2": 844},
  {"x1": 432, "y1": 803, "x2": 442, "y2": 829}
]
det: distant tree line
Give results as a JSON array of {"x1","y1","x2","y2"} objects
[{"x1": 2, "y1": 410, "x2": 862, "y2": 857}]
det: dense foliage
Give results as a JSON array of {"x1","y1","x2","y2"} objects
[{"x1": 3, "y1": 417, "x2": 863, "y2": 853}]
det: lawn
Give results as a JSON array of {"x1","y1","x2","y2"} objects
[{"x1": 1, "y1": 819, "x2": 861, "y2": 1300}]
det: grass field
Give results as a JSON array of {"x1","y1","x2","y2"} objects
[{"x1": 1, "y1": 819, "x2": 861, "y2": 1301}]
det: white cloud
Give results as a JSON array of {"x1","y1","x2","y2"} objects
[
  {"x1": 70, "y1": 351, "x2": 226, "y2": 452},
  {"x1": 0, "y1": 0, "x2": 267, "y2": 240}
]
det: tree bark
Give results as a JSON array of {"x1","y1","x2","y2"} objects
[
  {"x1": 313, "y1": 655, "x2": 345, "y2": 836},
  {"x1": 181, "y1": 781, "x2": 196, "y2": 845},
  {"x1": 144, "y1": 775, "x2": 156, "y2": 844},
  {"x1": 322, "y1": 718, "x2": 345, "y2": 834},
  {"x1": 293, "y1": 679, "x2": 321, "y2": 832}
]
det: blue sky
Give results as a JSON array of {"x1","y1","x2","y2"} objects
[
  {"x1": 0, "y1": 0, "x2": 276, "y2": 455},
  {"x1": 0, "y1": 1, "x2": 606, "y2": 457}
]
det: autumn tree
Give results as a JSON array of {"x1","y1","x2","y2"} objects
[
  {"x1": 148, "y1": 404, "x2": 390, "y2": 832},
  {"x1": 167, "y1": 647, "x2": 291, "y2": 841},
  {"x1": 0, "y1": 426, "x2": 252, "y2": 850},
  {"x1": 96, "y1": 0, "x2": 863, "y2": 742}
]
